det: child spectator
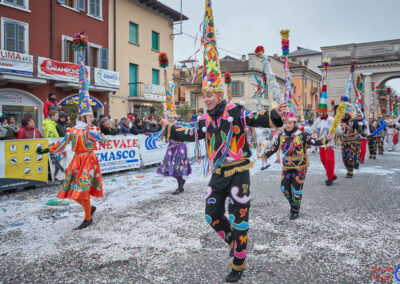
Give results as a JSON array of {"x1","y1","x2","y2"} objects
[{"x1": 17, "y1": 117, "x2": 43, "y2": 139}]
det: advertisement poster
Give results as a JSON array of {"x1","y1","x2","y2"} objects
[
  {"x1": 37, "y1": 57, "x2": 90, "y2": 84},
  {"x1": 48, "y1": 138, "x2": 73, "y2": 182},
  {"x1": 0, "y1": 139, "x2": 48, "y2": 191},
  {"x1": 95, "y1": 136, "x2": 140, "y2": 173},
  {"x1": 138, "y1": 134, "x2": 168, "y2": 166},
  {"x1": 94, "y1": 68, "x2": 120, "y2": 88},
  {"x1": 0, "y1": 49, "x2": 33, "y2": 76}
]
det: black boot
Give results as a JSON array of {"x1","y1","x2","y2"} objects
[
  {"x1": 325, "y1": 180, "x2": 333, "y2": 186},
  {"x1": 74, "y1": 219, "x2": 93, "y2": 230},
  {"x1": 290, "y1": 212, "x2": 299, "y2": 220},
  {"x1": 91, "y1": 206, "x2": 96, "y2": 218},
  {"x1": 172, "y1": 188, "x2": 184, "y2": 195},
  {"x1": 226, "y1": 269, "x2": 243, "y2": 283}
]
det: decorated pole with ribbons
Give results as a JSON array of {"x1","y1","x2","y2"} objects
[
  {"x1": 224, "y1": 72, "x2": 232, "y2": 102},
  {"x1": 72, "y1": 32, "x2": 92, "y2": 116},
  {"x1": 280, "y1": 30, "x2": 296, "y2": 117},
  {"x1": 254, "y1": 46, "x2": 283, "y2": 104},
  {"x1": 330, "y1": 61, "x2": 356, "y2": 134},
  {"x1": 159, "y1": 52, "x2": 177, "y2": 117},
  {"x1": 370, "y1": 81, "x2": 376, "y2": 118}
]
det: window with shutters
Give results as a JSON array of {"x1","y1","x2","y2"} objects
[
  {"x1": 152, "y1": 31, "x2": 159, "y2": 51},
  {"x1": 1, "y1": 18, "x2": 28, "y2": 54},
  {"x1": 152, "y1": 69, "x2": 159, "y2": 85},
  {"x1": 57, "y1": 0, "x2": 85, "y2": 12},
  {"x1": 1, "y1": 0, "x2": 29, "y2": 10},
  {"x1": 231, "y1": 81, "x2": 244, "y2": 97},
  {"x1": 190, "y1": 92, "x2": 197, "y2": 108},
  {"x1": 129, "y1": 64, "x2": 138, "y2": 97},
  {"x1": 88, "y1": 0, "x2": 102, "y2": 19},
  {"x1": 129, "y1": 22, "x2": 138, "y2": 45}
]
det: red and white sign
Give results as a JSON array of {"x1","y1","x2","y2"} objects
[{"x1": 37, "y1": 57, "x2": 90, "y2": 84}]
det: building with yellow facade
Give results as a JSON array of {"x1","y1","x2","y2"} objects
[{"x1": 108, "y1": 0, "x2": 188, "y2": 119}]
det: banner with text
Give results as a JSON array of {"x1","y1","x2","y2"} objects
[
  {"x1": 94, "y1": 68, "x2": 120, "y2": 88},
  {"x1": 0, "y1": 49, "x2": 33, "y2": 76},
  {"x1": 37, "y1": 57, "x2": 91, "y2": 84}
]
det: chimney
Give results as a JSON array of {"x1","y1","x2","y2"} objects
[
  {"x1": 242, "y1": 55, "x2": 246, "y2": 61},
  {"x1": 273, "y1": 54, "x2": 278, "y2": 58}
]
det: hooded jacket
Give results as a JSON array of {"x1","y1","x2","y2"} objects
[
  {"x1": 42, "y1": 119, "x2": 59, "y2": 138},
  {"x1": 17, "y1": 126, "x2": 43, "y2": 139}
]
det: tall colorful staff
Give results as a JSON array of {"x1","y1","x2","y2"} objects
[
  {"x1": 159, "y1": 52, "x2": 176, "y2": 117},
  {"x1": 330, "y1": 61, "x2": 356, "y2": 134},
  {"x1": 224, "y1": 72, "x2": 232, "y2": 102},
  {"x1": 254, "y1": 46, "x2": 283, "y2": 103},
  {"x1": 370, "y1": 81, "x2": 376, "y2": 118},
  {"x1": 280, "y1": 30, "x2": 295, "y2": 116}
]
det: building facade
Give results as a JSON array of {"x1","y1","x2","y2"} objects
[
  {"x1": 108, "y1": 0, "x2": 187, "y2": 119},
  {"x1": 173, "y1": 54, "x2": 286, "y2": 115},
  {"x1": 0, "y1": 0, "x2": 120, "y2": 127},
  {"x1": 288, "y1": 47, "x2": 322, "y2": 75},
  {"x1": 321, "y1": 39, "x2": 400, "y2": 119}
]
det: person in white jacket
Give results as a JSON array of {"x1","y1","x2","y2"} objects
[{"x1": 310, "y1": 112, "x2": 338, "y2": 186}]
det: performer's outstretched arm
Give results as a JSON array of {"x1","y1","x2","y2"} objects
[
  {"x1": 244, "y1": 109, "x2": 284, "y2": 129},
  {"x1": 49, "y1": 132, "x2": 72, "y2": 153},
  {"x1": 163, "y1": 122, "x2": 206, "y2": 143},
  {"x1": 302, "y1": 132, "x2": 332, "y2": 147},
  {"x1": 263, "y1": 134, "x2": 282, "y2": 160}
]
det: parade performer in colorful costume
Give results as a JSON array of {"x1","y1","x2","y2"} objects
[
  {"x1": 263, "y1": 31, "x2": 333, "y2": 219},
  {"x1": 37, "y1": 32, "x2": 105, "y2": 230},
  {"x1": 368, "y1": 116, "x2": 378, "y2": 159},
  {"x1": 340, "y1": 111, "x2": 366, "y2": 178},
  {"x1": 263, "y1": 114, "x2": 333, "y2": 219},
  {"x1": 160, "y1": 2, "x2": 287, "y2": 281},
  {"x1": 157, "y1": 53, "x2": 191, "y2": 195},
  {"x1": 309, "y1": 57, "x2": 339, "y2": 186},
  {"x1": 386, "y1": 118, "x2": 399, "y2": 152},
  {"x1": 377, "y1": 119, "x2": 386, "y2": 154}
]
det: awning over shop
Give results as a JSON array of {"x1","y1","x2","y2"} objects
[
  {"x1": 0, "y1": 74, "x2": 46, "y2": 87},
  {"x1": 54, "y1": 82, "x2": 118, "y2": 93}
]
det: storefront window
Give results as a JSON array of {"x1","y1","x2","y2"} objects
[{"x1": 1, "y1": 105, "x2": 39, "y2": 128}]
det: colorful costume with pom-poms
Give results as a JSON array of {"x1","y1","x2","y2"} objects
[{"x1": 263, "y1": 128, "x2": 329, "y2": 215}]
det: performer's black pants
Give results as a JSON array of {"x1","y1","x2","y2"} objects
[
  {"x1": 205, "y1": 170, "x2": 250, "y2": 271},
  {"x1": 341, "y1": 142, "x2": 355, "y2": 175},
  {"x1": 280, "y1": 169, "x2": 307, "y2": 214},
  {"x1": 368, "y1": 137, "x2": 377, "y2": 157}
]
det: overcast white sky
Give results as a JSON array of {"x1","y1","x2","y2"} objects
[{"x1": 159, "y1": 0, "x2": 400, "y2": 92}]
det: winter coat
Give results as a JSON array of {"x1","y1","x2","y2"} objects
[
  {"x1": 42, "y1": 119, "x2": 59, "y2": 138},
  {"x1": 146, "y1": 121, "x2": 161, "y2": 133},
  {"x1": 119, "y1": 121, "x2": 131, "y2": 135},
  {"x1": 131, "y1": 123, "x2": 148, "y2": 135},
  {"x1": 100, "y1": 125, "x2": 119, "y2": 135},
  {"x1": 56, "y1": 121, "x2": 68, "y2": 137},
  {"x1": 17, "y1": 126, "x2": 43, "y2": 139},
  {"x1": 0, "y1": 124, "x2": 17, "y2": 139},
  {"x1": 43, "y1": 100, "x2": 60, "y2": 118}
]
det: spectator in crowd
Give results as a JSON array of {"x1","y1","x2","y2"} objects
[
  {"x1": 66, "y1": 116, "x2": 71, "y2": 128},
  {"x1": 119, "y1": 118, "x2": 131, "y2": 135},
  {"x1": 131, "y1": 118, "x2": 148, "y2": 135},
  {"x1": 8, "y1": 115, "x2": 19, "y2": 132},
  {"x1": 42, "y1": 110, "x2": 60, "y2": 138},
  {"x1": 100, "y1": 117, "x2": 119, "y2": 135},
  {"x1": 56, "y1": 111, "x2": 68, "y2": 137},
  {"x1": 0, "y1": 116, "x2": 17, "y2": 140},
  {"x1": 191, "y1": 112, "x2": 197, "y2": 122},
  {"x1": 147, "y1": 114, "x2": 161, "y2": 133},
  {"x1": 43, "y1": 92, "x2": 60, "y2": 118},
  {"x1": 17, "y1": 117, "x2": 43, "y2": 139}
]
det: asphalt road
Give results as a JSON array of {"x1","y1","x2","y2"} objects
[{"x1": 1, "y1": 148, "x2": 399, "y2": 283}]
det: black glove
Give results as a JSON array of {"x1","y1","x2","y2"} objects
[{"x1": 36, "y1": 147, "x2": 50, "y2": 154}]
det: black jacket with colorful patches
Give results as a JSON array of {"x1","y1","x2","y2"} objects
[
  {"x1": 263, "y1": 129, "x2": 328, "y2": 170},
  {"x1": 164, "y1": 100, "x2": 283, "y2": 176}
]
